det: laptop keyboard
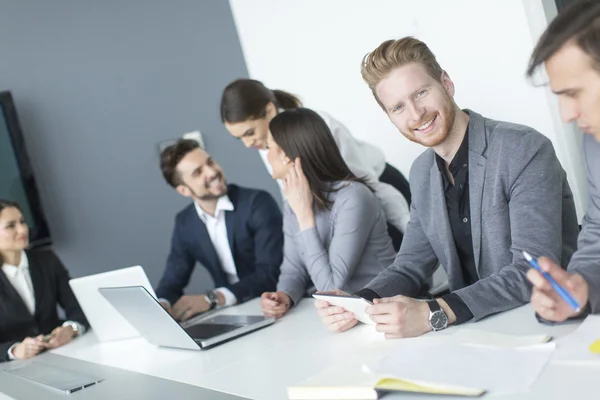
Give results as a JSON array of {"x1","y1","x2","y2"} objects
[{"x1": 185, "y1": 323, "x2": 244, "y2": 340}]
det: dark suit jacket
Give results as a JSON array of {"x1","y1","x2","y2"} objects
[
  {"x1": 0, "y1": 249, "x2": 89, "y2": 362},
  {"x1": 155, "y1": 184, "x2": 283, "y2": 305}
]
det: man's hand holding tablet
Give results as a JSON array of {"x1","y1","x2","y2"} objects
[{"x1": 313, "y1": 290, "x2": 373, "y2": 332}]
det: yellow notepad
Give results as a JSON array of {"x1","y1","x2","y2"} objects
[{"x1": 287, "y1": 364, "x2": 484, "y2": 399}]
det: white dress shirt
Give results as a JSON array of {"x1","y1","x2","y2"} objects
[
  {"x1": 194, "y1": 196, "x2": 238, "y2": 306},
  {"x1": 2, "y1": 251, "x2": 36, "y2": 315},
  {"x1": 3, "y1": 251, "x2": 84, "y2": 360},
  {"x1": 259, "y1": 110, "x2": 410, "y2": 232}
]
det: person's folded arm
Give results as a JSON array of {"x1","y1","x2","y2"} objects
[
  {"x1": 155, "y1": 220, "x2": 195, "y2": 305},
  {"x1": 52, "y1": 252, "x2": 89, "y2": 330},
  {"x1": 453, "y1": 138, "x2": 570, "y2": 321},
  {"x1": 225, "y1": 191, "x2": 284, "y2": 303},
  {"x1": 276, "y1": 204, "x2": 310, "y2": 306},
  {"x1": 360, "y1": 199, "x2": 439, "y2": 299},
  {"x1": 568, "y1": 135, "x2": 600, "y2": 314},
  {"x1": 295, "y1": 183, "x2": 382, "y2": 292},
  {"x1": 1, "y1": 340, "x2": 17, "y2": 362}
]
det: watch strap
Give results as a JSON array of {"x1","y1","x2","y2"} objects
[
  {"x1": 62, "y1": 321, "x2": 84, "y2": 337},
  {"x1": 205, "y1": 291, "x2": 218, "y2": 310},
  {"x1": 426, "y1": 299, "x2": 441, "y2": 313}
]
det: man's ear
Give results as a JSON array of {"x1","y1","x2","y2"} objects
[
  {"x1": 175, "y1": 184, "x2": 192, "y2": 198},
  {"x1": 440, "y1": 70, "x2": 455, "y2": 97}
]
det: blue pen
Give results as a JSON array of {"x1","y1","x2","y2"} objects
[{"x1": 522, "y1": 250, "x2": 581, "y2": 312}]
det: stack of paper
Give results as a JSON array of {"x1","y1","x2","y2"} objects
[
  {"x1": 553, "y1": 315, "x2": 600, "y2": 365},
  {"x1": 364, "y1": 340, "x2": 555, "y2": 395},
  {"x1": 288, "y1": 348, "x2": 484, "y2": 399},
  {"x1": 288, "y1": 329, "x2": 554, "y2": 400},
  {"x1": 449, "y1": 329, "x2": 552, "y2": 348}
]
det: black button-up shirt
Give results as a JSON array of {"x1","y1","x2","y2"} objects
[
  {"x1": 435, "y1": 129, "x2": 478, "y2": 286},
  {"x1": 436, "y1": 127, "x2": 476, "y2": 323}
]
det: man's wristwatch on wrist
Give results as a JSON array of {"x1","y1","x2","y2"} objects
[
  {"x1": 62, "y1": 321, "x2": 81, "y2": 337},
  {"x1": 427, "y1": 300, "x2": 449, "y2": 331},
  {"x1": 204, "y1": 290, "x2": 219, "y2": 311}
]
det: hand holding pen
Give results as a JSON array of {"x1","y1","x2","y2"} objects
[{"x1": 524, "y1": 250, "x2": 589, "y2": 322}]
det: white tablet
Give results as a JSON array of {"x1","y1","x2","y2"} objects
[{"x1": 312, "y1": 293, "x2": 374, "y2": 325}]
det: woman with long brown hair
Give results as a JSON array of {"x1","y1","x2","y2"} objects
[{"x1": 257, "y1": 109, "x2": 396, "y2": 318}]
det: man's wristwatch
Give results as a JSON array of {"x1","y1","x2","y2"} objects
[
  {"x1": 426, "y1": 300, "x2": 449, "y2": 331},
  {"x1": 62, "y1": 321, "x2": 81, "y2": 337},
  {"x1": 204, "y1": 291, "x2": 219, "y2": 311}
]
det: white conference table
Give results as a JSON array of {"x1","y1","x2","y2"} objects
[{"x1": 50, "y1": 298, "x2": 598, "y2": 399}]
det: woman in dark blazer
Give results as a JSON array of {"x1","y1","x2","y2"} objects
[{"x1": 0, "y1": 199, "x2": 88, "y2": 362}]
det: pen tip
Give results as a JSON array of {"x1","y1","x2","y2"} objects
[{"x1": 522, "y1": 251, "x2": 532, "y2": 261}]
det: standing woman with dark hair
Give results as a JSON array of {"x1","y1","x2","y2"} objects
[
  {"x1": 0, "y1": 200, "x2": 88, "y2": 362},
  {"x1": 257, "y1": 108, "x2": 397, "y2": 318},
  {"x1": 220, "y1": 79, "x2": 410, "y2": 251}
]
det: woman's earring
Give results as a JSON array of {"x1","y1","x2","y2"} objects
[{"x1": 282, "y1": 158, "x2": 288, "y2": 165}]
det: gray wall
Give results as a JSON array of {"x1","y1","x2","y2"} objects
[{"x1": 0, "y1": 1, "x2": 280, "y2": 293}]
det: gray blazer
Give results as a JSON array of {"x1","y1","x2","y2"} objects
[
  {"x1": 364, "y1": 110, "x2": 579, "y2": 321},
  {"x1": 569, "y1": 134, "x2": 600, "y2": 313},
  {"x1": 277, "y1": 181, "x2": 397, "y2": 305}
]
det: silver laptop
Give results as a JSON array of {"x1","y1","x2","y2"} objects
[
  {"x1": 69, "y1": 266, "x2": 156, "y2": 342},
  {"x1": 98, "y1": 286, "x2": 275, "y2": 350}
]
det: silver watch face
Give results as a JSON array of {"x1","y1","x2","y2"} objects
[{"x1": 430, "y1": 310, "x2": 448, "y2": 331}]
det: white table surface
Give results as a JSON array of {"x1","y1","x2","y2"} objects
[{"x1": 51, "y1": 298, "x2": 599, "y2": 399}]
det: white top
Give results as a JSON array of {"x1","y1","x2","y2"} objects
[
  {"x1": 194, "y1": 196, "x2": 238, "y2": 306},
  {"x1": 2, "y1": 251, "x2": 35, "y2": 315},
  {"x1": 2, "y1": 251, "x2": 85, "y2": 360},
  {"x1": 260, "y1": 110, "x2": 410, "y2": 232}
]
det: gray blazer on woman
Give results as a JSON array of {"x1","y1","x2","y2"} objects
[{"x1": 277, "y1": 181, "x2": 397, "y2": 305}]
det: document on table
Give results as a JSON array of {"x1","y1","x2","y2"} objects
[
  {"x1": 289, "y1": 329, "x2": 555, "y2": 399},
  {"x1": 553, "y1": 315, "x2": 600, "y2": 365},
  {"x1": 364, "y1": 340, "x2": 555, "y2": 395},
  {"x1": 288, "y1": 340, "x2": 485, "y2": 400},
  {"x1": 449, "y1": 329, "x2": 552, "y2": 348}
]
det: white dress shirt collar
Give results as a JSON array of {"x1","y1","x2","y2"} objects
[
  {"x1": 2, "y1": 250, "x2": 35, "y2": 315},
  {"x1": 194, "y1": 195, "x2": 234, "y2": 222},
  {"x1": 2, "y1": 250, "x2": 29, "y2": 277},
  {"x1": 191, "y1": 195, "x2": 239, "y2": 306}
]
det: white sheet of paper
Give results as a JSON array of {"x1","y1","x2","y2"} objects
[
  {"x1": 553, "y1": 315, "x2": 600, "y2": 365},
  {"x1": 450, "y1": 329, "x2": 551, "y2": 348},
  {"x1": 365, "y1": 341, "x2": 555, "y2": 394}
]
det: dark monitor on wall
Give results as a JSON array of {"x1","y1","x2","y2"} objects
[{"x1": 0, "y1": 91, "x2": 51, "y2": 247}]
